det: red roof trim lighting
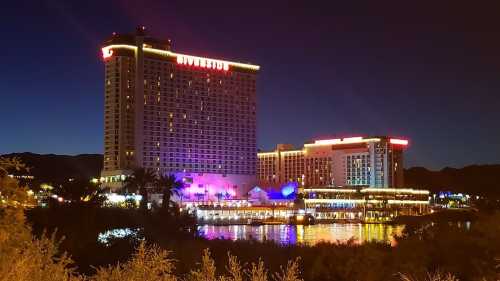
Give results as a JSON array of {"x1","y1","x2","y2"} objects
[{"x1": 390, "y1": 138, "x2": 409, "y2": 145}]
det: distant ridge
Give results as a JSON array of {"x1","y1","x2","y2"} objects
[
  {"x1": 2, "y1": 152, "x2": 499, "y2": 196},
  {"x1": 1, "y1": 152, "x2": 103, "y2": 183},
  {"x1": 405, "y1": 165, "x2": 500, "y2": 196}
]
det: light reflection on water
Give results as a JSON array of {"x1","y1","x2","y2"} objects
[
  {"x1": 197, "y1": 224, "x2": 405, "y2": 246},
  {"x1": 98, "y1": 228, "x2": 142, "y2": 246}
]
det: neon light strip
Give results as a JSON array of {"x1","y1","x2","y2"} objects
[
  {"x1": 304, "y1": 188, "x2": 357, "y2": 193},
  {"x1": 390, "y1": 139, "x2": 409, "y2": 145},
  {"x1": 304, "y1": 199, "x2": 429, "y2": 204},
  {"x1": 313, "y1": 138, "x2": 341, "y2": 145},
  {"x1": 360, "y1": 188, "x2": 429, "y2": 195},
  {"x1": 101, "y1": 45, "x2": 136, "y2": 59},
  {"x1": 343, "y1": 137, "x2": 363, "y2": 142},
  {"x1": 281, "y1": 150, "x2": 305, "y2": 155},
  {"x1": 257, "y1": 152, "x2": 278, "y2": 157},
  {"x1": 101, "y1": 45, "x2": 260, "y2": 71},
  {"x1": 388, "y1": 200, "x2": 429, "y2": 204},
  {"x1": 304, "y1": 137, "x2": 381, "y2": 147},
  {"x1": 304, "y1": 199, "x2": 366, "y2": 204}
]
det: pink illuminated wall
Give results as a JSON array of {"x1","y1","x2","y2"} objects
[{"x1": 175, "y1": 172, "x2": 256, "y2": 200}]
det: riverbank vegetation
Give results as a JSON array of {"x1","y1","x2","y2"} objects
[
  {"x1": 2, "y1": 157, "x2": 499, "y2": 280},
  {"x1": 23, "y1": 204, "x2": 500, "y2": 281}
]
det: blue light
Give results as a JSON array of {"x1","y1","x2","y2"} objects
[{"x1": 281, "y1": 182, "x2": 297, "y2": 197}]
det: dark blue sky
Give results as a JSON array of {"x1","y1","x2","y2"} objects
[{"x1": 1, "y1": 1, "x2": 499, "y2": 170}]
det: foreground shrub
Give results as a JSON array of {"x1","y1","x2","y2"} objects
[
  {"x1": 398, "y1": 271, "x2": 459, "y2": 281},
  {"x1": 186, "y1": 248, "x2": 302, "y2": 281},
  {"x1": 92, "y1": 243, "x2": 177, "y2": 281}
]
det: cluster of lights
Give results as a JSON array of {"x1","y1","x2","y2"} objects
[
  {"x1": 7, "y1": 174, "x2": 34, "y2": 179},
  {"x1": 105, "y1": 193, "x2": 142, "y2": 204},
  {"x1": 100, "y1": 174, "x2": 128, "y2": 183},
  {"x1": 184, "y1": 200, "x2": 252, "y2": 208}
]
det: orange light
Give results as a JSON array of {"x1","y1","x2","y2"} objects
[
  {"x1": 390, "y1": 138, "x2": 409, "y2": 145},
  {"x1": 102, "y1": 47, "x2": 113, "y2": 59},
  {"x1": 306, "y1": 137, "x2": 381, "y2": 147},
  {"x1": 343, "y1": 137, "x2": 363, "y2": 142}
]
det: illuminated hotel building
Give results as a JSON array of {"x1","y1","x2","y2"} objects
[
  {"x1": 100, "y1": 27, "x2": 259, "y2": 197},
  {"x1": 257, "y1": 136, "x2": 408, "y2": 189}
]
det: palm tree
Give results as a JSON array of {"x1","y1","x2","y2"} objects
[
  {"x1": 123, "y1": 168, "x2": 156, "y2": 210},
  {"x1": 155, "y1": 174, "x2": 183, "y2": 213}
]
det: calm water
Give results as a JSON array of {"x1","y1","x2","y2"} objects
[{"x1": 197, "y1": 223, "x2": 405, "y2": 246}]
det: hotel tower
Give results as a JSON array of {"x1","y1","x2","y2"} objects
[{"x1": 100, "y1": 27, "x2": 259, "y2": 198}]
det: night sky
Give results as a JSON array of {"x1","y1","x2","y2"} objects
[{"x1": 1, "y1": 1, "x2": 500, "y2": 170}]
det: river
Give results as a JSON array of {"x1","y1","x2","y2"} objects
[
  {"x1": 98, "y1": 223, "x2": 405, "y2": 246},
  {"x1": 197, "y1": 223, "x2": 405, "y2": 246}
]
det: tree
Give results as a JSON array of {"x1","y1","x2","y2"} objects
[
  {"x1": 123, "y1": 168, "x2": 156, "y2": 211},
  {"x1": 155, "y1": 174, "x2": 183, "y2": 213},
  {"x1": 0, "y1": 157, "x2": 83, "y2": 281},
  {"x1": 0, "y1": 157, "x2": 26, "y2": 178}
]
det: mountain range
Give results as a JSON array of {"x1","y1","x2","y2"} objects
[{"x1": 2, "y1": 152, "x2": 499, "y2": 196}]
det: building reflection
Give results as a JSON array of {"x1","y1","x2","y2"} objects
[{"x1": 197, "y1": 224, "x2": 404, "y2": 246}]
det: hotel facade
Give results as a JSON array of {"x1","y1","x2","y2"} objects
[
  {"x1": 100, "y1": 27, "x2": 259, "y2": 197},
  {"x1": 257, "y1": 136, "x2": 408, "y2": 189}
]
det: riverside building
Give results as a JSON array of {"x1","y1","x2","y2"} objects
[
  {"x1": 100, "y1": 27, "x2": 259, "y2": 197},
  {"x1": 188, "y1": 136, "x2": 430, "y2": 224},
  {"x1": 257, "y1": 136, "x2": 408, "y2": 189}
]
